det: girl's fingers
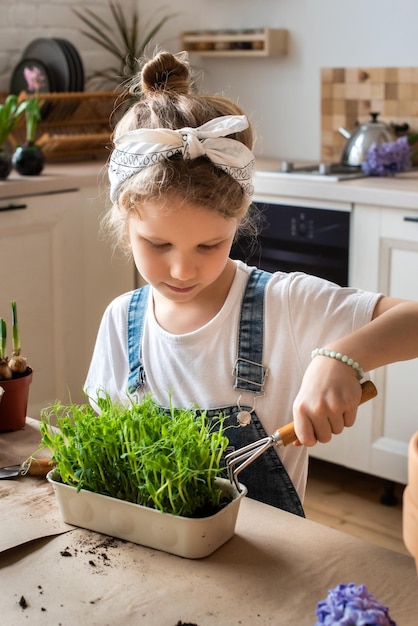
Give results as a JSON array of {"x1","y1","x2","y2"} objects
[{"x1": 294, "y1": 401, "x2": 358, "y2": 446}]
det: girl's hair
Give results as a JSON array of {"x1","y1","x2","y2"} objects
[{"x1": 104, "y1": 50, "x2": 258, "y2": 253}]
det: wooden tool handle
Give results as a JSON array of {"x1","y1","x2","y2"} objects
[
  {"x1": 277, "y1": 380, "x2": 378, "y2": 447},
  {"x1": 23, "y1": 458, "x2": 56, "y2": 477}
]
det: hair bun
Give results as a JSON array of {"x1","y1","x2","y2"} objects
[{"x1": 141, "y1": 51, "x2": 191, "y2": 95}]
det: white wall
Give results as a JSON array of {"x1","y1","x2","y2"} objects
[
  {"x1": 2, "y1": 0, "x2": 418, "y2": 161},
  {"x1": 139, "y1": 0, "x2": 418, "y2": 161}
]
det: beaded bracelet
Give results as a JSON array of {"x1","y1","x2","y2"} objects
[{"x1": 311, "y1": 348, "x2": 364, "y2": 380}]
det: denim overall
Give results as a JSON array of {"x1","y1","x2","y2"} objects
[{"x1": 127, "y1": 268, "x2": 304, "y2": 517}]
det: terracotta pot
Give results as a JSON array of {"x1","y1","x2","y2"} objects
[
  {"x1": 0, "y1": 368, "x2": 33, "y2": 432},
  {"x1": 403, "y1": 431, "x2": 418, "y2": 573}
]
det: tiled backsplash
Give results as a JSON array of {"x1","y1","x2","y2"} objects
[{"x1": 321, "y1": 67, "x2": 418, "y2": 163}]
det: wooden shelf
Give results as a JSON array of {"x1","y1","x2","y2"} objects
[{"x1": 180, "y1": 28, "x2": 288, "y2": 58}]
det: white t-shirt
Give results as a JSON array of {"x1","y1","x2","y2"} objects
[{"x1": 85, "y1": 261, "x2": 381, "y2": 501}]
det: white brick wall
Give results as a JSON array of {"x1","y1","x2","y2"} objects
[{"x1": 0, "y1": 0, "x2": 137, "y2": 93}]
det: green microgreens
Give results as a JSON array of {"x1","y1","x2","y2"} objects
[{"x1": 39, "y1": 394, "x2": 230, "y2": 517}]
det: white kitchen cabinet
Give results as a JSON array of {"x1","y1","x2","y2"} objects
[
  {"x1": 0, "y1": 190, "x2": 85, "y2": 418},
  {"x1": 0, "y1": 185, "x2": 135, "y2": 420},
  {"x1": 253, "y1": 165, "x2": 418, "y2": 484},
  {"x1": 79, "y1": 185, "x2": 135, "y2": 376},
  {"x1": 311, "y1": 203, "x2": 418, "y2": 485}
]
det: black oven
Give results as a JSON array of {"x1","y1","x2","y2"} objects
[{"x1": 231, "y1": 201, "x2": 350, "y2": 287}]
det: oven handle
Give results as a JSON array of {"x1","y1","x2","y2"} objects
[{"x1": 403, "y1": 216, "x2": 418, "y2": 223}]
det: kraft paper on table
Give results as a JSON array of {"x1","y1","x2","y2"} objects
[
  {"x1": 1, "y1": 418, "x2": 417, "y2": 625},
  {"x1": 0, "y1": 418, "x2": 72, "y2": 552},
  {"x1": 1, "y1": 503, "x2": 417, "y2": 625}
]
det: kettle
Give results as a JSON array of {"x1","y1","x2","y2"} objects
[{"x1": 338, "y1": 112, "x2": 395, "y2": 167}]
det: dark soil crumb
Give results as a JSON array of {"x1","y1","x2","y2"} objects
[
  {"x1": 58, "y1": 534, "x2": 127, "y2": 573},
  {"x1": 79, "y1": 536, "x2": 121, "y2": 568},
  {"x1": 175, "y1": 622, "x2": 199, "y2": 626},
  {"x1": 19, "y1": 596, "x2": 28, "y2": 609},
  {"x1": 60, "y1": 549, "x2": 72, "y2": 557}
]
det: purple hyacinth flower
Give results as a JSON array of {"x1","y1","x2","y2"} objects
[
  {"x1": 315, "y1": 582, "x2": 397, "y2": 626},
  {"x1": 362, "y1": 137, "x2": 412, "y2": 177}
]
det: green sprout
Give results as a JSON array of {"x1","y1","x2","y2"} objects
[
  {"x1": 0, "y1": 95, "x2": 28, "y2": 147},
  {"x1": 0, "y1": 317, "x2": 12, "y2": 380},
  {"x1": 0, "y1": 318, "x2": 6, "y2": 360},
  {"x1": 11, "y1": 300, "x2": 20, "y2": 354},
  {"x1": 7, "y1": 301, "x2": 28, "y2": 374},
  {"x1": 23, "y1": 97, "x2": 41, "y2": 144},
  {"x1": 39, "y1": 395, "x2": 230, "y2": 518}
]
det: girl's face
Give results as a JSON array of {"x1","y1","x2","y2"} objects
[{"x1": 128, "y1": 196, "x2": 238, "y2": 304}]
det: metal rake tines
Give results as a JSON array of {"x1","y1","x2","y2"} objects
[{"x1": 225, "y1": 435, "x2": 274, "y2": 491}]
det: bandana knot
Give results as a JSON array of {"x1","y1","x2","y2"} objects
[{"x1": 108, "y1": 115, "x2": 255, "y2": 201}]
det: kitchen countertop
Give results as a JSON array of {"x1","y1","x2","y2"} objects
[
  {"x1": 0, "y1": 160, "x2": 108, "y2": 200},
  {"x1": 0, "y1": 419, "x2": 417, "y2": 625},
  {"x1": 254, "y1": 158, "x2": 418, "y2": 210},
  {"x1": 2, "y1": 158, "x2": 418, "y2": 209}
]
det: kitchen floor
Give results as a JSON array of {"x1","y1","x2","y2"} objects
[{"x1": 304, "y1": 458, "x2": 408, "y2": 556}]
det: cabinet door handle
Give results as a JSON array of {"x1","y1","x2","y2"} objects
[
  {"x1": 0, "y1": 203, "x2": 27, "y2": 212},
  {"x1": 403, "y1": 216, "x2": 418, "y2": 222}
]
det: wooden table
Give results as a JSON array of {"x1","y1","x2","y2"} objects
[{"x1": 0, "y1": 419, "x2": 417, "y2": 625}]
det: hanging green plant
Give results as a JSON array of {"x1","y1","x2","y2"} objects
[{"x1": 72, "y1": 1, "x2": 177, "y2": 89}]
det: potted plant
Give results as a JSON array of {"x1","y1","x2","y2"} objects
[
  {"x1": 0, "y1": 301, "x2": 33, "y2": 432},
  {"x1": 38, "y1": 395, "x2": 246, "y2": 558},
  {"x1": 12, "y1": 95, "x2": 44, "y2": 176},
  {"x1": 0, "y1": 95, "x2": 27, "y2": 180},
  {"x1": 11, "y1": 64, "x2": 45, "y2": 176},
  {"x1": 72, "y1": 1, "x2": 176, "y2": 89}
]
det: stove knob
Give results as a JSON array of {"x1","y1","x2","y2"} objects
[
  {"x1": 319, "y1": 162, "x2": 331, "y2": 175},
  {"x1": 280, "y1": 161, "x2": 294, "y2": 173}
]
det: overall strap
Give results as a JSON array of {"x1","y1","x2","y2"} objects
[
  {"x1": 233, "y1": 268, "x2": 272, "y2": 394},
  {"x1": 230, "y1": 269, "x2": 304, "y2": 517},
  {"x1": 127, "y1": 284, "x2": 150, "y2": 393}
]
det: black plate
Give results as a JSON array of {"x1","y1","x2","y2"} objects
[
  {"x1": 10, "y1": 58, "x2": 56, "y2": 95},
  {"x1": 54, "y1": 38, "x2": 85, "y2": 92},
  {"x1": 53, "y1": 38, "x2": 77, "y2": 91},
  {"x1": 21, "y1": 38, "x2": 71, "y2": 92}
]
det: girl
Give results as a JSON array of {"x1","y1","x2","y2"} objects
[{"x1": 85, "y1": 51, "x2": 418, "y2": 516}]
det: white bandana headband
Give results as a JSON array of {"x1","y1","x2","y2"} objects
[{"x1": 108, "y1": 115, "x2": 255, "y2": 202}]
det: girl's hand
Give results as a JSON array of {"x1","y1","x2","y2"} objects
[{"x1": 292, "y1": 356, "x2": 363, "y2": 446}]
